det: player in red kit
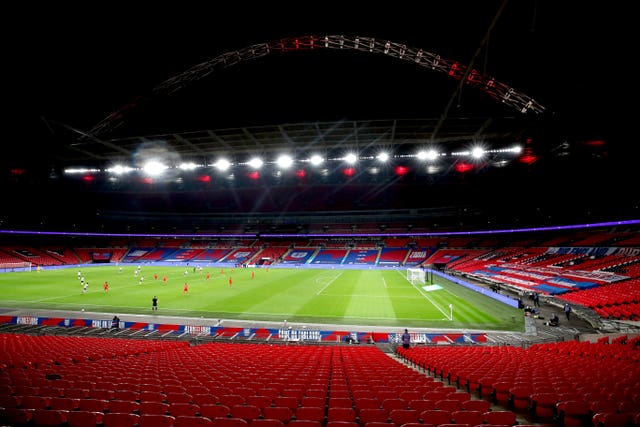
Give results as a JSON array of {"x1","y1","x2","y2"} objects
[
  {"x1": 229, "y1": 277, "x2": 233, "y2": 288},
  {"x1": 104, "y1": 281, "x2": 109, "y2": 293},
  {"x1": 183, "y1": 283, "x2": 189, "y2": 294}
]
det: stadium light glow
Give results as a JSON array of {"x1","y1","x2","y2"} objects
[
  {"x1": 377, "y1": 152, "x2": 390, "y2": 162},
  {"x1": 471, "y1": 147, "x2": 485, "y2": 159},
  {"x1": 309, "y1": 155, "x2": 324, "y2": 166},
  {"x1": 106, "y1": 165, "x2": 134, "y2": 175},
  {"x1": 276, "y1": 155, "x2": 294, "y2": 169},
  {"x1": 344, "y1": 153, "x2": 357, "y2": 164},
  {"x1": 214, "y1": 158, "x2": 231, "y2": 171},
  {"x1": 247, "y1": 157, "x2": 263, "y2": 169},
  {"x1": 178, "y1": 162, "x2": 198, "y2": 170},
  {"x1": 142, "y1": 161, "x2": 167, "y2": 176}
]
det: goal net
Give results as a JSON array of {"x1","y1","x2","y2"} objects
[
  {"x1": 0, "y1": 262, "x2": 32, "y2": 272},
  {"x1": 407, "y1": 268, "x2": 426, "y2": 285}
]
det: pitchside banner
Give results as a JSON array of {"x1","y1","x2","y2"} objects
[{"x1": 0, "y1": 315, "x2": 487, "y2": 344}]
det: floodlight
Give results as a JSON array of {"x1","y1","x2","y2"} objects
[
  {"x1": 214, "y1": 159, "x2": 231, "y2": 171},
  {"x1": 248, "y1": 157, "x2": 263, "y2": 169},
  {"x1": 276, "y1": 155, "x2": 293, "y2": 169},
  {"x1": 142, "y1": 161, "x2": 167, "y2": 176},
  {"x1": 309, "y1": 155, "x2": 324, "y2": 166},
  {"x1": 344, "y1": 153, "x2": 357, "y2": 164}
]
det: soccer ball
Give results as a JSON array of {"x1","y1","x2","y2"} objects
[{"x1": 81, "y1": 308, "x2": 85, "y2": 312}]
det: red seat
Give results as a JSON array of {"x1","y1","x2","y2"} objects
[
  {"x1": 66, "y1": 410, "x2": 104, "y2": 427},
  {"x1": 211, "y1": 417, "x2": 250, "y2": 427},
  {"x1": 0, "y1": 407, "x2": 33, "y2": 426},
  {"x1": 420, "y1": 409, "x2": 452, "y2": 426},
  {"x1": 592, "y1": 411, "x2": 635, "y2": 427},
  {"x1": 78, "y1": 399, "x2": 108, "y2": 413},
  {"x1": 556, "y1": 400, "x2": 590, "y2": 427},
  {"x1": 451, "y1": 410, "x2": 483, "y2": 426},
  {"x1": 139, "y1": 413, "x2": 176, "y2": 427},
  {"x1": 381, "y1": 398, "x2": 406, "y2": 411},
  {"x1": 408, "y1": 399, "x2": 436, "y2": 412},
  {"x1": 294, "y1": 406, "x2": 325, "y2": 423},
  {"x1": 389, "y1": 408, "x2": 420, "y2": 425},
  {"x1": 358, "y1": 408, "x2": 389, "y2": 424},
  {"x1": 169, "y1": 402, "x2": 200, "y2": 417},
  {"x1": 199, "y1": 404, "x2": 231, "y2": 419},
  {"x1": 327, "y1": 407, "x2": 356, "y2": 423},
  {"x1": 167, "y1": 393, "x2": 194, "y2": 404},
  {"x1": 140, "y1": 401, "x2": 170, "y2": 415},
  {"x1": 109, "y1": 399, "x2": 140, "y2": 414},
  {"x1": 483, "y1": 410, "x2": 517, "y2": 425},
  {"x1": 174, "y1": 415, "x2": 214, "y2": 427},
  {"x1": 460, "y1": 399, "x2": 491, "y2": 413},
  {"x1": 247, "y1": 395, "x2": 273, "y2": 409},
  {"x1": 434, "y1": 399, "x2": 462, "y2": 412},
  {"x1": 193, "y1": 394, "x2": 220, "y2": 406},
  {"x1": 114, "y1": 389, "x2": 140, "y2": 402},
  {"x1": 21, "y1": 395, "x2": 50, "y2": 409},
  {"x1": 231, "y1": 404, "x2": 262, "y2": 421},
  {"x1": 0, "y1": 395, "x2": 22, "y2": 408},
  {"x1": 64, "y1": 388, "x2": 90, "y2": 399},
  {"x1": 288, "y1": 421, "x2": 321, "y2": 427},
  {"x1": 32, "y1": 408, "x2": 69, "y2": 426},
  {"x1": 262, "y1": 406, "x2": 293, "y2": 423},
  {"x1": 530, "y1": 393, "x2": 557, "y2": 421},
  {"x1": 250, "y1": 419, "x2": 286, "y2": 427},
  {"x1": 49, "y1": 397, "x2": 79, "y2": 411}
]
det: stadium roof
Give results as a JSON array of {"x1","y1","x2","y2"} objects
[{"x1": 2, "y1": 2, "x2": 637, "y2": 232}]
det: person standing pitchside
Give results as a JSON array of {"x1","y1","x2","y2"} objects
[
  {"x1": 152, "y1": 296, "x2": 158, "y2": 310},
  {"x1": 401, "y1": 329, "x2": 411, "y2": 349}
]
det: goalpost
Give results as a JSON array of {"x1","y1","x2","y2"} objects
[
  {"x1": 0, "y1": 262, "x2": 32, "y2": 272},
  {"x1": 406, "y1": 268, "x2": 426, "y2": 285}
]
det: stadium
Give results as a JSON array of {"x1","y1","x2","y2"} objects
[{"x1": 1, "y1": 3, "x2": 639, "y2": 427}]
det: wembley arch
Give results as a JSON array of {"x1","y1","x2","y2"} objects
[{"x1": 88, "y1": 35, "x2": 546, "y2": 138}]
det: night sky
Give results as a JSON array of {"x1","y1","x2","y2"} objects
[{"x1": 2, "y1": 2, "x2": 637, "y2": 230}]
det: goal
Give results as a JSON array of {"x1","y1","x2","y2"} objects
[
  {"x1": 407, "y1": 268, "x2": 426, "y2": 285},
  {"x1": 0, "y1": 262, "x2": 32, "y2": 272}
]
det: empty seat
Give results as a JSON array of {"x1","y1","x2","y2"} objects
[
  {"x1": 288, "y1": 420, "x2": 321, "y2": 427},
  {"x1": 199, "y1": 404, "x2": 231, "y2": 419},
  {"x1": 460, "y1": 399, "x2": 491, "y2": 413},
  {"x1": 327, "y1": 407, "x2": 356, "y2": 423},
  {"x1": 139, "y1": 413, "x2": 176, "y2": 427},
  {"x1": 193, "y1": 394, "x2": 220, "y2": 406},
  {"x1": 358, "y1": 408, "x2": 389, "y2": 424},
  {"x1": 31, "y1": 408, "x2": 69, "y2": 426},
  {"x1": 247, "y1": 395, "x2": 273, "y2": 409},
  {"x1": 66, "y1": 410, "x2": 104, "y2": 427},
  {"x1": 420, "y1": 409, "x2": 452, "y2": 426},
  {"x1": 483, "y1": 410, "x2": 517, "y2": 425},
  {"x1": 556, "y1": 400, "x2": 590, "y2": 427},
  {"x1": 389, "y1": 408, "x2": 420, "y2": 425},
  {"x1": 21, "y1": 395, "x2": 50, "y2": 409},
  {"x1": 174, "y1": 415, "x2": 214, "y2": 427},
  {"x1": 211, "y1": 417, "x2": 250, "y2": 427},
  {"x1": 102, "y1": 412, "x2": 140, "y2": 427},
  {"x1": 294, "y1": 406, "x2": 325, "y2": 423},
  {"x1": 250, "y1": 419, "x2": 286, "y2": 427},
  {"x1": 78, "y1": 399, "x2": 108, "y2": 413},
  {"x1": 592, "y1": 411, "x2": 636, "y2": 427},
  {"x1": 231, "y1": 404, "x2": 262, "y2": 421},
  {"x1": 140, "y1": 401, "x2": 171, "y2": 415},
  {"x1": 49, "y1": 397, "x2": 79, "y2": 411},
  {"x1": 262, "y1": 406, "x2": 293, "y2": 423},
  {"x1": 169, "y1": 402, "x2": 200, "y2": 417},
  {"x1": 0, "y1": 407, "x2": 33, "y2": 426},
  {"x1": 450, "y1": 410, "x2": 483, "y2": 426},
  {"x1": 109, "y1": 399, "x2": 140, "y2": 414}
]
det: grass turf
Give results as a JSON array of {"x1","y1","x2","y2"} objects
[{"x1": 0, "y1": 265, "x2": 523, "y2": 331}]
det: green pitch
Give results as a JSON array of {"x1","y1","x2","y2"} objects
[{"x1": 0, "y1": 266, "x2": 523, "y2": 331}]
